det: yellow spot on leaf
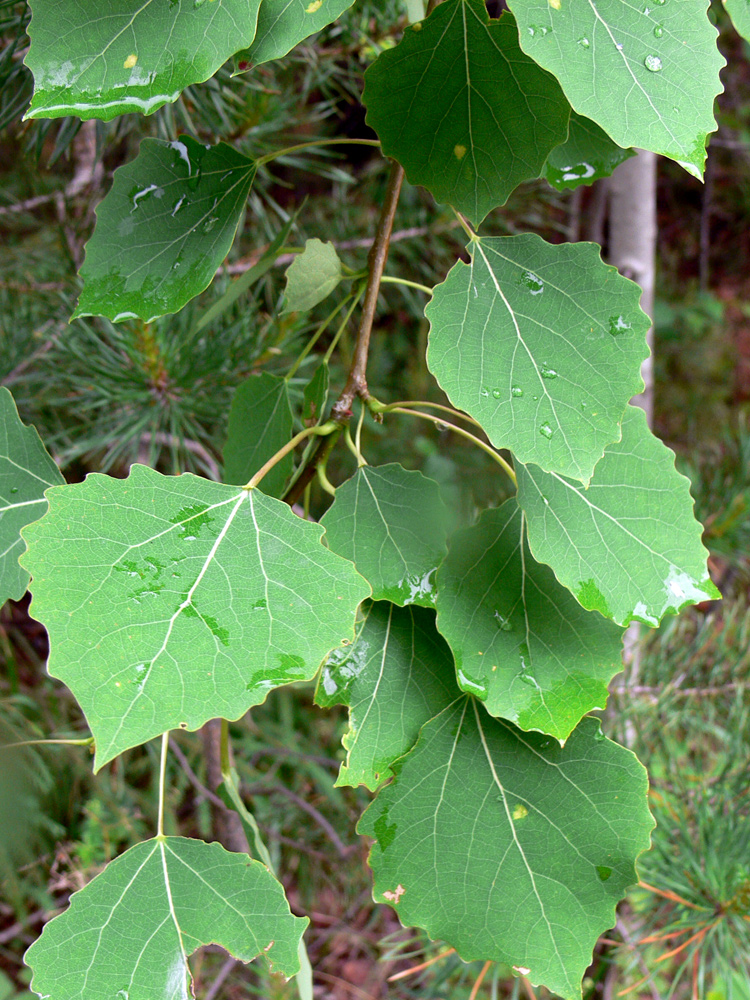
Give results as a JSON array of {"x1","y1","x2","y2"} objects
[
  {"x1": 412, "y1": 21, "x2": 422, "y2": 30},
  {"x1": 549, "y1": 0, "x2": 561, "y2": 8},
  {"x1": 306, "y1": 0, "x2": 322, "y2": 11},
  {"x1": 454, "y1": 144, "x2": 467, "y2": 160},
  {"x1": 123, "y1": 53, "x2": 138, "y2": 69},
  {"x1": 512, "y1": 803, "x2": 528, "y2": 820}
]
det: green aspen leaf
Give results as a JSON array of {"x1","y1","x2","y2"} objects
[
  {"x1": 222, "y1": 373, "x2": 294, "y2": 497},
  {"x1": 724, "y1": 0, "x2": 750, "y2": 41},
  {"x1": 315, "y1": 601, "x2": 458, "y2": 789},
  {"x1": 425, "y1": 234, "x2": 650, "y2": 484},
  {"x1": 73, "y1": 137, "x2": 256, "y2": 323},
  {"x1": 0, "y1": 388, "x2": 64, "y2": 609},
  {"x1": 24, "y1": 0, "x2": 262, "y2": 121},
  {"x1": 20, "y1": 465, "x2": 370, "y2": 769},
  {"x1": 517, "y1": 405, "x2": 721, "y2": 628},
  {"x1": 302, "y1": 362, "x2": 329, "y2": 427},
  {"x1": 235, "y1": 0, "x2": 356, "y2": 69},
  {"x1": 362, "y1": 2, "x2": 569, "y2": 225},
  {"x1": 25, "y1": 836, "x2": 307, "y2": 997},
  {"x1": 282, "y1": 239, "x2": 343, "y2": 314},
  {"x1": 359, "y1": 703, "x2": 653, "y2": 1000},
  {"x1": 321, "y1": 464, "x2": 449, "y2": 607},
  {"x1": 507, "y1": 0, "x2": 724, "y2": 178},
  {"x1": 544, "y1": 112, "x2": 634, "y2": 191},
  {"x1": 435, "y1": 501, "x2": 624, "y2": 740}
]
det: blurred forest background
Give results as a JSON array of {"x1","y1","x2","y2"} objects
[{"x1": 1, "y1": 0, "x2": 749, "y2": 997}]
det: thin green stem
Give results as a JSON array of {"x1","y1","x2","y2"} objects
[
  {"x1": 317, "y1": 462, "x2": 337, "y2": 496},
  {"x1": 389, "y1": 407, "x2": 517, "y2": 485},
  {"x1": 377, "y1": 398, "x2": 483, "y2": 428},
  {"x1": 1, "y1": 737, "x2": 94, "y2": 750},
  {"x1": 244, "y1": 422, "x2": 336, "y2": 490},
  {"x1": 286, "y1": 297, "x2": 350, "y2": 381},
  {"x1": 380, "y1": 275, "x2": 433, "y2": 296},
  {"x1": 157, "y1": 731, "x2": 169, "y2": 837},
  {"x1": 322, "y1": 288, "x2": 364, "y2": 366},
  {"x1": 256, "y1": 138, "x2": 381, "y2": 167},
  {"x1": 344, "y1": 425, "x2": 367, "y2": 467},
  {"x1": 354, "y1": 400, "x2": 366, "y2": 457},
  {"x1": 219, "y1": 719, "x2": 231, "y2": 777},
  {"x1": 453, "y1": 207, "x2": 478, "y2": 242}
]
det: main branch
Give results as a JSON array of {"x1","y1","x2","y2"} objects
[{"x1": 332, "y1": 159, "x2": 405, "y2": 420}]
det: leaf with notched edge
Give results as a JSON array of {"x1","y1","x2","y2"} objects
[
  {"x1": 435, "y1": 500, "x2": 624, "y2": 740},
  {"x1": 360, "y1": 703, "x2": 653, "y2": 1000},
  {"x1": 25, "y1": 837, "x2": 307, "y2": 998},
  {"x1": 21, "y1": 465, "x2": 370, "y2": 769},
  {"x1": 516, "y1": 405, "x2": 721, "y2": 627},
  {"x1": 0, "y1": 388, "x2": 64, "y2": 609}
]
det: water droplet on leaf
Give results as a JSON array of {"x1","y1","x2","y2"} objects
[
  {"x1": 653, "y1": 24, "x2": 663, "y2": 37},
  {"x1": 609, "y1": 314, "x2": 632, "y2": 336},
  {"x1": 644, "y1": 54, "x2": 663, "y2": 72},
  {"x1": 10, "y1": 486, "x2": 18, "y2": 494},
  {"x1": 520, "y1": 271, "x2": 544, "y2": 294},
  {"x1": 492, "y1": 388, "x2": 502, "y2": 398},
  {"x1": 578, "y1": 36, "x2": 590, "y2": 47},
  {"x1": 540, "y1": 365, "x2": 558, "y2": 379},
  {"x1": 539, "y1": 422, "x2": 554, "y2": 439},
  {"x1": 511, "y1": 386, "x2": 524, "y2": 397}
]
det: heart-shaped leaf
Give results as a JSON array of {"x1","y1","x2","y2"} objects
[
  {"x1": 25, "y1": 837, "x2": 306, "y2": 997},
  {"x1": 435, "y1": 500, "x2": 624, "y2": 740},
  {"x1": 426, "y1": 234, "x2": 650, "y2": 483},
  {"x1": 73, "y1": 137, "x2": 256, "y2": 323},
  {"x1": 321, "y1": 464, "x2": 449, "y2": 607},
  {"x1": 0, "y1": 387, "x2": 64, "y2": 609},
  {"x1": 507, "y1": 0, "x2": 724, "y2": 177},
  {"x1": 363, "y1": 1, "x2": 569, "y2": 224},
  {"x1": 25, "y1": 0, "x2": 262, "y2": 121},
  {"x1": 282, "y1": 239, "x2": 343, "y2": 314},
  {"x1": 235, "y1": 0, "x2": 356, "y2": 68},
  {"x1": 21, "y1": 465, "x2": 370, "y2": 768},
  {"x1": 360, "y1": 703, "x2": 653, "y2": 1000},
  {"x1": 316, "y1": 601, "x2": 457, "y2": 789},
  {"x1": 516, "y1": 405, "x2": 721, "y2": 626}
]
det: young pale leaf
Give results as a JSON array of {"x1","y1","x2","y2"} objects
[
  {"x1": 222, "y1": 373, "x2": 294, "y2": 497},
  {"x1": 362, "y1": 2, "x2": 569, "y2": 225},
  {"x1": 0, "y1": 388, "x2": 64, "y2": 609},
  {"x1": 315, "y1": 601, "x2": 458, "y2": 789},
  {"x1": 321, "y1": 464, "x2": 449, "y2": 607},
  {"x1": 426, "y1": 234, "x2": 650, "y2": 484},
  {"x1": 543, "y1": 112, "x2": 634, "y2": 191},
  {"x1": 302, "y1": 362, "x2": 329, "y2": 427},
  {"x1": 24, "y1": 0, "x2": 262, "y2": 121},
  {"x1": 25, "y1": 836, "x2": 307, "y2": 997},
  {"x1": 235, "y1": 0, "x2": 356, "y2": 69},
  {"x1": 517, "y1": 405, "x2": 721, "y2": 627},
  {"x1": 435, "y1": 500, "x2": 624, "y2": 740},
  {"x1": 360, "y1": 702, "x2": 653, "y2": 1000},
  {"x1": 73, "y1": 137, "x2": 256, "y2": 323},
  {"x1": 282, "y1": 239, "x2": 343, "y2": 314},
  {"x1": 20, "y1": 465, "x2": 370, "y2": 769},
  {"x1": 507, "y1": 0, "x2": 724, "y2": 178},
  {"x1": 724, "y1": 0, "x2": 750, "y2": 42}
]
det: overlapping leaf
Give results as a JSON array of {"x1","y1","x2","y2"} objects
[
  {"x1": 321, "y1": 464, "x2": 449, "y2": 606},
  {"x1": 724, "y1": 0, "x2": 750, "y2": 42},
  {"x1": 236, "y1": 0, "x2": 356, "y2": 68},
  {"x1": 223, "y1": 373, "x2": 294, "y2": 497},
  {"x1": 543, "y1": 112, "x2": 634, "y2": 191},
  {"x1": 25, "y1": 837, "x2": 306, "y2": 997},
  {"x1": 508, "y1": 0, "x2": 724, "y2": 177},
  {"x1": 73, "y1": 137, "x2": 256, "y2": 323},
  {"x1": 435, "y1": 501, "x2": 624, "y2": 740},
  {"x1": 426, "y1": 234, "x2": 650, "y2": 483},
  {"x1": 316, "y1": 601, "x2": 458, "y2": 789},
  {"x1": 21, "y1": 465, "x2": 370, "y2": 768},
  {"x1": 516, "y1": 405, "x2": 720, "y2": 627},
  {"x1": 302, "y1": 363, "x2": 329, "y2": 427},
  {"x1": 0, "y1": 388, "x2": 63, "y2": 609},
  {"x1": 360, "y1": 703, "x2": 653, "y2": 1000},
  {"x1": 362, "y1": 1, "x2": 569, "y2": 225},
  {"x1": 282, "y1": 239, "x2": 343, "y2": 314},
  {"x1": 25, "y1": 0, "x2": 262, "y2": 121}
]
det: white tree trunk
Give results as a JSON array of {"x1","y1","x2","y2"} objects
[{"x1": 607, "y1": 149, "x2": 656, "y2": 419}]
